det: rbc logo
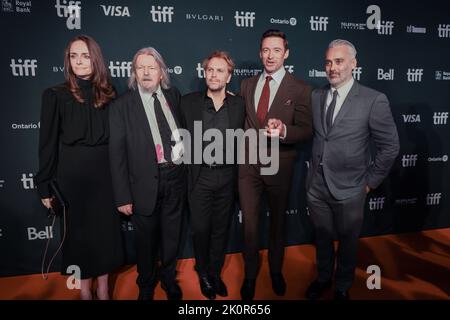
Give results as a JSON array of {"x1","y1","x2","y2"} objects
[
  {"x1": 150, "y1": 5, "x2": 174, "y2": 23},
  {"x1": 234, "y1": 11, "x2": 255, "y2": 27},
  {"x1": 10, "y1": 59, "x2": 37, "y2": 77}
]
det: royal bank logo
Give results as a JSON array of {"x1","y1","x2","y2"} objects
[
  {"x1": 21, "y1": 173, "x2": 35, "y2": 190},
  {"x1": 401, "y1": 154, "x2": 418, "y2": 167},
  {"x1": 426, "y1": 193, "x2": 442, "y2": 205},
  {"x1": 435, "y1": 71, "x2": 450, "y2": 81},
  {"x1": 352, "y1": 67, "x2": 362, "y2": 80},
  {"x1": 10, "y1": 59, "x2": 37, "y2": 77},
  {"x1": 377, "y1": 68, "x2": 394, "y2": 80},
  {"x1": 437, "y1": 24, "x2": 450, "y2": 38},
  {"x1": 150, "y1": 5, "x2": 174, "y2": 23},
  {"x1": 433, "y1": 112, "x2": 449, "y2": 125},
  {"x1": 428, "y1": 155, "x2": 448, "y2": 162},
  {"x1": 185, "y1": 12, "x2": 223, "y2": 22},
  {"x1": 100, "y1": 5, "x2": 130, "y2": 17},
  {"x1": 27, "y1": 226, "x2": 54, "y2": 240},
  {"x1": 402, "y1": 114, "x2": 421, "y2": 123},
  {"x1": 407, "y1": 68, "x2": 423, "y2": 82},
  {"x1": 1, "y1": 0, "x2": 32, "y2": 13},
  {"x1": 270, "y1": 17, "x2": 297, "y2": 26},
  {"x1": 234, "y1": 11, "x2": 255, "y2": 27},
  {"x1": 369, "y1": 197, "x2": 385, "y2": 210},
  {"x1": 310, "y1": 16, "x2": 328, "y2": 31},
  {"x1": 55, "y1": 0, "x2": 81, "y2": 30},
  {"x1": 309, "y1": 69, "x2": 327, "y2": 78},
  {"x1": 406, "y1": 25, "x2": 426, "y2": 34},
  {"x1": 109, "y1": 61, "x2": 132, "y2": 78},
  {"x1": 377, "y1": 21, "x2": 394, "y2": 35}
]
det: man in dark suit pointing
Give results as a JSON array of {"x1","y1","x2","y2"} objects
[{"x1": 305, "y1": 39, "x2": 399, "y2": 300}]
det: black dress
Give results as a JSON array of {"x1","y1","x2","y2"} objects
[{"x1": 35, "y1": 78, "x2": 124, "y2": 279}]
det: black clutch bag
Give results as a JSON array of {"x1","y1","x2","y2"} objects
[{"x1": 48, "y1": 180, "x2": 68, "y2": 217}]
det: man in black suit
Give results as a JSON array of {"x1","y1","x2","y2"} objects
[
  {"x1": 109, "y1": 47, "x2": 186, "y2": 300},
  {"x1": 180, "y1": 51, "x2": 245, "y2": 300},
  {"x1": 305, "y1": 40, "x2": 399, "y2": 300}
]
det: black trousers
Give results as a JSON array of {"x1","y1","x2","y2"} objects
[
  {"x1": 131, "y1": 164, "x2": 186, "y2": 294},
  {"x1": 306, "y1": 165, "x2": 366, "y2": 291},
  {"x1": 189, "y1": 166, "x2": 235, "y2": 276}
]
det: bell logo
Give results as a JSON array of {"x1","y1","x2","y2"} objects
[
  {"x1": 310, "y1": 16, "x2": 328, "y2": 31},
  {"x1": 234, "y1": 11, "x2": 255, "y2": 27},
  {"x1": 150, "y1": 5, "x2": 174, "y2": 23},
  {"x1": 27, "y1": 226, "x2": 53, "y2": 240},
  {"x1": 55, "y1": 0, "x2": 81, "y2": 30},
  {"x1": 433, "y1": 112, "x2": 448, "y2": 125},
  {"x1": 377, "y1": 68, "x2": 394, "y2": 80},
  {"x1": 366, "y1": 265, "x2": 381, "y2": 289},
  {"x1": 407, "y1": 68, "x2": 423, "y2": 82},
  {"x1": 10, "y1": 59, "x2": 37, "y2": 77}
]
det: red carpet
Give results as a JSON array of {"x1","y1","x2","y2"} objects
[{"x1": 1, "y1": 228, "x2": 449, "y2": 300}]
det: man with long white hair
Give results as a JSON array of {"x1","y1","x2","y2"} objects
[{"x1": 109, "y1": 47, "x2": 186, "y2": 300}]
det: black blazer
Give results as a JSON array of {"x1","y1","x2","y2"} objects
[
  {"x1": 109, "y1": 87, "x2": 183, "y2": 215},
  {"x1": 180, "y1": 91, "x2": 245, "y2": 192}
]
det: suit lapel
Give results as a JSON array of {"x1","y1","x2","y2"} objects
[
  {"x1": 162, "y1": 88, "x2": 182, "y2": 129},
  {"x1": 133, "y1": 90, "x2": 157, "y2": 155},
  {"x1": 330, "y1": 81, "x2": 359, "y2": 131},
  {"x1": 247, "y1": 76, "x2": 260, "y2": 127},
  {"x1": 266, "y1": 72, "x2": 289, "y2": 121},
  {"x1": 320, "y1": 85, "x2": 329, "y2": 135}
]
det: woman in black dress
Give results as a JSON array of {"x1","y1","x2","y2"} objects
[{"x1": 35, "y1": 35, "x2": 123, "y2": 300}]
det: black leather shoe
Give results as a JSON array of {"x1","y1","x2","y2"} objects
[
  {"x1": 271, "y1": 273, "x2": 286, "y2": 296},
  {"x1": 305, "y1": 279, "x2": 332, "y2": 300},
  {"x1": 334, "y1": 290, "x2": 350, "y2": 300},
  {"x1": 137, "y1": 291, "x2": 154, "y2": 300},
  {"x1": 240, "y1": 278, "x2": 256, "y2": 301},
  {"x1": 161, "y1": 280, "x2": 182, "y2": 300},
  {"x1": 212, "y1": 276, "x2": 228, "y2": 297},
  {"x1": 199, "y1": 275, "x2": 216, "y2": 300}
]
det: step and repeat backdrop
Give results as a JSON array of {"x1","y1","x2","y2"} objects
[{"x1": 1, "y1": 0, "x2": 449, "y2": 276}]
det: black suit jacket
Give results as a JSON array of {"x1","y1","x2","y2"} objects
[
  {"x1": 109, "y1": 87, "x2": 183, "y2": 215},
  {"x1": 180, "y1": 91, "x2": 245, "y2": 193}
]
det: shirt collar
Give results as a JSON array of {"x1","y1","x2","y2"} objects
[
  {"x1": 138, "y1": 85, "x2": 162, "y2": 100},
  {"x1": 262, "y1": 67, "x2": 286, "y2": 84},
  {"x1": 331, "y1": 77, "x2": 354, "y2": 98}
]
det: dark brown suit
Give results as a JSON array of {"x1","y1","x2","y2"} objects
[{"x1": 239, "y1": 71, "x2": 312, "y2": 278}]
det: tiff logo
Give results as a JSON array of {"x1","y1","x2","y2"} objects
[
  {"x1": 402, "y1": 114, "x2": 421, "y2": 123},
  {"x1": 234, "y1": 11, "x2": 255, "y2": 27},
  {"x1": 377, "y1": 68, "x2": 394, "y2": 80},
  {"x1": 150, "y1": 5, "x2": 174, "y2": 23},
  {"x1": 401, "y1": 154, "x2": 418, "y2": 167},
  {"x1": 109, "y1": 61, "x2": 132, "y2": 78},
  {"x1": 352, "y1": 67, "x2": 362, "y2": 80},
  {"x1": 407, "y1": 68, "x2": 423, "y2": 82},
  {"x1": 10, "y1": 59, "x2": 37, "y2": 77},
  {"x1": 426, "y1": 193, "x2": 442, "y2": 205},
  {"x1": 310, "y1": 16, "x2": 328, "y2": 31},
  {"x1": 369, "y1": 197, "x2": 385, "y2": 210},
  {"x1": 437, "y1": 24, "x2": 450, "y2": 38},
  {"x1": 55, "y1": 0, "x2": 81, "y2": 30},
  {"x1": 377, "y1": 21, "x2": 394, "y2": 35},
  {"x1": 21, "y1": 173, "x2": 35, "y2": 189},
  {"x1": 433, "y1": 112, "x2": 449, "y2": 125}
]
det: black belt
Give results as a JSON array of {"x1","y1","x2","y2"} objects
[{"x1": 201, "y1": 163, "x2": 234, "y2": 169}]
